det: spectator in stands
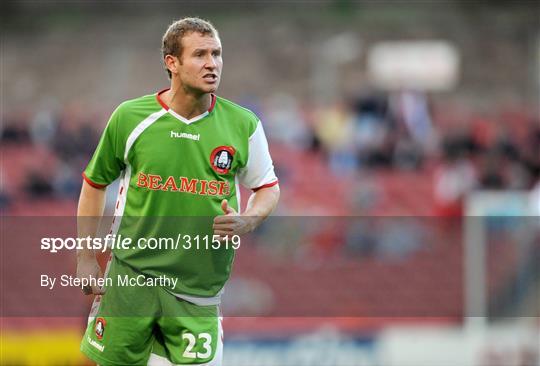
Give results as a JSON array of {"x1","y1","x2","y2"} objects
[
  {"x1": 434, "y1": 146, "x2": 477, "y2": 216},
  {"x1": 29, "y1": 109, "x2": 58, "y2": 147},
  {"x1": 478, "y1": 149, "x2": 505, "y2": 189},
  {"x1": 24, "y1": 171, "x2": 53, "y2": 198},
  {"x1": 391, "y1": 90, "x2": 435, "y2": 152},
  {"x1": 1, "y1": 113, "x2": 30, "y2": 144},
  {"x1": 0, "y1": 180, "x2": 11, "y2": 211},
  {"x1": 352, "y1": 92, "x2": 393, "y2": 168},
  {"x1": 263, "y1": 92, "x2": 311, "y2": 150},
  {"x1": 314, "y1": 102, "x2": 358, "y2": 174}
]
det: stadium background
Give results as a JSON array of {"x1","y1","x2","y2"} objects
[{"x1": 1, "y1": 1, "x2": 539, "y2": 365}]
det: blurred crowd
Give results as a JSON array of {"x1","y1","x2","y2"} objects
[
  {"x1": 1, "y1": 91, "x2": 539, "y2": 216},
  {"x1": 1, "y1": 104, "x2": 101, "y2": 209},
  {"x1": 254, "y1": 91, "x2": 539, "y2": 215}
]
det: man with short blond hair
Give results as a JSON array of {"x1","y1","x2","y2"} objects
[
  {"x1": 78, "y1": 17, "x2": 279, "y2": 365},
  {"x1": 161, "y1": 17, "x2": 219, "y2": 78}
]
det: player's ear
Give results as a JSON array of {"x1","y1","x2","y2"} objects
[{"x1": 164, "y1": 55, "x2": 179, "y2": 76}]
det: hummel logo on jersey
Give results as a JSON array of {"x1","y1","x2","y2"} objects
[{"x1": 170, "y1": 131, "x2": 200, "y2": 141}]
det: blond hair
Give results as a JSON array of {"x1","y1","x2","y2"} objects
[{"x1": 161, "y1": 17, "x2": 219, "y2": 79}]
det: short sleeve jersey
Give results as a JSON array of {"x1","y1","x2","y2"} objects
[{"x1": 83, "y1": 89, "x2": 278, "y2": 301}]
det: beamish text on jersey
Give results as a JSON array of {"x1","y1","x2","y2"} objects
[{"x1": 137, "y1": 172, "x2": 230, "y2": 196}]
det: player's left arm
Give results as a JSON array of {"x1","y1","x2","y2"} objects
[
  {"x1": 213, "y1": 119, "x2": 279, "y2": 237},
  {"x1": 214, "y1": 185, "x2": 280, "y2": 237}
]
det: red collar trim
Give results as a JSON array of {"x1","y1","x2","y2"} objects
[
  {"x1": 156, "y1": 88, "x2": 216, "y2": 113},
  {"x1": 208, "y1": 93, "x2": 217, "y2": 112},
  {"x1": 156, "y1": 88, "x2": 170, "y2": 110}
]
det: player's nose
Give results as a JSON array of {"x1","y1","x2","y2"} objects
[{"x1": 205, "y1": 55, "x2": 219, "y2": 69}]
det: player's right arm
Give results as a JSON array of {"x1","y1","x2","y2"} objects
[
  {"x1": 76, "y1": 181, "x2": 107, "y2": 295},
  {"x1": 76, "y1": 105, "x2": 125, "y2": 295}
]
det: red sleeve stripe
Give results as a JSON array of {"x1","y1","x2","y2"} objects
[
  {"x1": 252, "y1": 180, "x2": 279, "y2": 192},
  {"x1": 82, "y1": 172, "x2": 107, "y2": 189}
]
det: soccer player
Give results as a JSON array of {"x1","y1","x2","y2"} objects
[{"x1": 77, "y1": 17, "x2": 279, "y2": 365}]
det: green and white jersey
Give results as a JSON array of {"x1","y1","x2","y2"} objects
[{"x1": 83, "y1": 89, "x2": 278, "y2": 304}]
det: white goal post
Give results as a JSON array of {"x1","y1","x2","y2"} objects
[{"x1": 464, "y1": 190, "x2": 536, "y2": 330}]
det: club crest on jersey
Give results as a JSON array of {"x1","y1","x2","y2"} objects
[
  {"x1": 210, "y1": 146, "x2": 235, "y2": 174},
  {"x1": 95, "y1": 317, "x2": 106, "y2": 340}
]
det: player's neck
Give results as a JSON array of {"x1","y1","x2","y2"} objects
[{"x1": 162, "y1": 86, "x2": 212, "y2": 119}]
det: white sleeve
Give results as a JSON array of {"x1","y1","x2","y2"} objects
[{"x1": 237, "y1": 120, "x2": 278, "y2": 191}]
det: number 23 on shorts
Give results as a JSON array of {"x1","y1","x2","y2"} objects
[{"x1": 182, "y1": 332, "x2": 212, "y2": 360}]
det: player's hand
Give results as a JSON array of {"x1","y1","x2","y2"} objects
[
  {"x1": 76, "y1": 255, "x2": 105, "y2": 295},
  {"x1": 213, "y1": 199, "x2": 255, "y2": 239}
]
